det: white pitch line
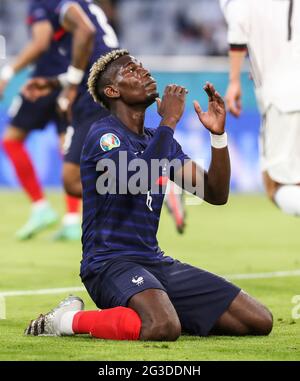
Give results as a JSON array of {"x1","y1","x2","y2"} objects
[
  {"x1": 226, "y1": 269, "x2": 300, "y2": 280},
  {"x1": 0, "y1": 286, "x2": 85, "y2": 297},
  {"x1": 0, "y1": 270, "x2": 299, "y2": 298}
]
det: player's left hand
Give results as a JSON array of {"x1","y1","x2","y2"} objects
[
  {"x1": 57, "y1": 84, "x2": 78, "y2": 123},
  {"x1": 193, "y1": 82, "x2": 226, "y2": 135}
]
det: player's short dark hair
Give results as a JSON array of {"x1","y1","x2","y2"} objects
[{"x1": 88, "y1": 49, "x2": 129, "y2": 109}]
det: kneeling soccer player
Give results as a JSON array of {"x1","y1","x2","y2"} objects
[{"x1": 25, "y1": 50, "x2": 273, "y2": 340}]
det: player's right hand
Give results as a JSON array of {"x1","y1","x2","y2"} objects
[
  {"x1": 156, "y1": 84, "x2": 188, "y2": 130},
  {"x1": 225, "y1": 80, "x2": 242, "y2": 117},
  {"x1": 57, "y1": 84, "x2": 78, "y2": 124},
  {"x1": 22, "y1": 77, "x2": 58, "y2": 102}
]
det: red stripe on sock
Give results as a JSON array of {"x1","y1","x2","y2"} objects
[
  {"x1": 72, "y1": 307, "x2": 141, "y2": 340},
  {"x1": 2, "y1": 140, "x2": 44, "y2": 202},
  {"x1": 65, "y1": 195, "x2": 80, "y2": 214}
]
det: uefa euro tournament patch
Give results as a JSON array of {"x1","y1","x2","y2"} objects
[{"x1": 100, "y1": 133, "x2": 120, "y2": 152}]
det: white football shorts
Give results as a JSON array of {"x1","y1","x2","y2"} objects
[{"x1": 259, "y1": 106, "x2": 300, "y2": 184}]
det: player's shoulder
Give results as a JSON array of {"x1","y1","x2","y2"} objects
[
  {"x1": 85, "y1": 115, "x2": 126, "y2": 150},
  {"x1": 56, "y1": 0, "x2": 86, "y2": 12},
  {"x1": 88, "y1": 115, "x2": 125, "y2": 137},
  {"x1": 28, "y1": 0, "x2": 47, "y2": 15},
  {"x1": 29, "y1": 0, "x2": 60, "y2": 15}
]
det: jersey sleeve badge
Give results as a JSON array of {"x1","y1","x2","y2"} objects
[{"x1": 100, "y1": 133, "x2": 121, "y2": 152}]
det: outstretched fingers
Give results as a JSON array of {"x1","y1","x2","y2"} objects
[
  {"x1": 204, "y1": 82, "x2": 214, "y2": 100},
  {"x1": 193, "y1": 100, "x2": 202, "y2": 117},
  {"x1": 204, "y1": 82, "x2": 224, "y2": 105},
  {"x1": 175, "y1": 86, "x2": 188, "y2": 95}
]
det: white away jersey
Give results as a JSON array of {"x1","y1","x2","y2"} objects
[{"x1": 220, "y1": 0, "x2": 300, "y2": 113}]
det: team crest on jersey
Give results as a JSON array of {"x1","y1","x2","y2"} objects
[{"x1": 100, "y1": 133, "x2": 120, "y2": 152}]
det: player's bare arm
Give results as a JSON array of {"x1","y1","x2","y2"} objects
[
  {"x1": 175, "y1": 82, "x2": 230, "y2": 205},
  {"x1": 57, "y1": 2, "x2": 96, "y2": 120},
  {"x1": 61, "y1": 3, "x2": 96, "y2": 71},
  {"x1": 22, "y1": 4, "x2": 97, "y2": 118},
  {"x1": 0, "y1": 21, "x2": 53, "y2": 98},
  {"x1": 225, "y1": 49, "x2": 247, "y2": 117}
]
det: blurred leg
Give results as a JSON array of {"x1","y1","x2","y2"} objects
[
  {"x1": 263, "y1": 171, "x2": 300, "y2": 216},
  {"x1": 3, "y1": 125, "x2": 44, "y2": 202},
  {"x1": 2, "y1": 126, "x2": 58, "y2": 239}
]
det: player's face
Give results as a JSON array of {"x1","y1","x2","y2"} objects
[{"x1": 114, "y1": 55, "x2": 158, "y2": 107}]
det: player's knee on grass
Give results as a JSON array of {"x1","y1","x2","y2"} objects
[
  {"x1": 129, "y1": 289, "x2": 181, "y2": 341},
  {"x1": 141, "y1": 314, "x2": 181, "y2": 341},
  {"x1": 233, "y1": 291, "x2": 273, "y2": 336},
  {"x1": 248, "y1": 301, "x2": 273, "y2": 336},
  {"x1": 252, "y1": 308, "x2": 273, "y2": 336},
  {"x1": 212, "y1": 291, "x2": 273, "y2": 336}
]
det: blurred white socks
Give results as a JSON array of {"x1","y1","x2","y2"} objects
[
  {"x1": 274, "y1": 185, "x2": 300, "y2": 216},
  {"x1": 32, "y1": 199, "x2": 49, "y2": 212},
  {"x1": 62, "y1": 213, "x2": 80, "y2": 226}
]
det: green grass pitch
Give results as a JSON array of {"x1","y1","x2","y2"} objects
[{"x1": 0, "y1": 191, "x2": 299, "y2": 361}]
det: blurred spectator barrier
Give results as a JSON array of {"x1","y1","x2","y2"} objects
[{"x1": 0, "y1": 57, "x2": 262, "y2": 192}]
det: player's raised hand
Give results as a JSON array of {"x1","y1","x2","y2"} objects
[
  {"x1": 22, "y1": 77, "x2": 58, "y2": 102},
  {"x1": 157, "y1": 84, "x2": 188, "y2": 130},
  {"x1": 193, "y1": 82, "x2": 226, "y2": 135},
  {"x1": 225, "y1": 80, "x2": 242, "y2": 117}
]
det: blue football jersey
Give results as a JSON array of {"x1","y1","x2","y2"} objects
[
  {"x1": 80, "y1": 115, "x2": 190, "y2": 276},
  {"x1": 27, "y1": 0, "x2": 70, "y2": 77},
  {"x1": 28, "y1": 0, "x2": 119, "y2": 88}
]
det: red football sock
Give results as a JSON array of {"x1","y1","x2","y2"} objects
[
  {"x1": 3, "y1": 140, "x2": 44, "y2": 202},
  {"x1": 72, "y1": 307, "x2": 141, "y2": 340},
  {"x1": 65, "y1": 194, "x2": 80, "y2": 214}
]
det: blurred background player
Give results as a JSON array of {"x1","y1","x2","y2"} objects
[
  {"x1": 0, "y1": 2, "x2": 81, "y2": 241},
  {"x1": 2, "y1": 0, "x2": 120, "y2": 240},
  {"x1": 21, "y1": 0, "x2": 119, "y2": 200},
  {"x1": 22, "y1": 0, "x2": 187, "y2": 234},
  {"x1": 221, "y1": 0, "x2": 300, "y2": 216},
  {"x1": 22, "y1": 0, "x2": 118, "y2": 197}
]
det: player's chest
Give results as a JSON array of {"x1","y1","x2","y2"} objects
[{"x1": 126, "y1": 137, "x2": 149, "y2": 157}]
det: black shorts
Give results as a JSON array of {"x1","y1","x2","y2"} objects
[
  {"x1": 9, "y1": 90, "x2": 67, "y2": 135},
  {"x1": 64, "y1": 92, "x2": 110, "y2": 165},
  {"x1": 82, "y1": 255, "x2": 241, "y2": 336}
]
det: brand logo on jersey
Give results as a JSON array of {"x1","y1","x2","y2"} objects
[
  {"x1": 146, "y1": 191, "x2": 153, "y2": 212},
  {"x1": 100, "y1": 133, "x2": 120, "y2": 152},
  {"x1": 132, "y1": 276, "x2": 144, "y2": 286}
]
